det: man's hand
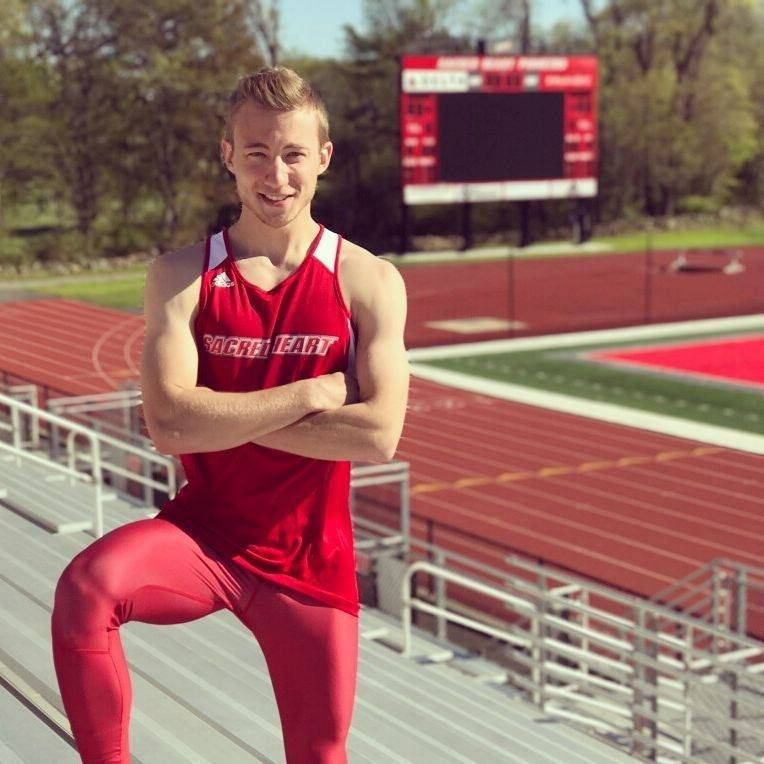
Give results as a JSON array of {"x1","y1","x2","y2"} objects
[{"x1": 307, "y1": 372, "x2": 360, "y2": 411}]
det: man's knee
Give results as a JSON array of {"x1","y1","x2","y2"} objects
[{"x1": 52, "y1": 550, "x2": 122, "y2": 650}]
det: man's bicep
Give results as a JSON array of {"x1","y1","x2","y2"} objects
[
  {"x1": 140, "y1": 257, "x2": 201, "y2": 423},
  {"x1": 353, "y1": 264, "x2": 409, "y2": 417},
  {"x1": 141, "y1": 318, "x2": 199, "y2": 397}
]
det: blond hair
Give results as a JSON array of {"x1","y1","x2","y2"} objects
[{"x1": 224, "y1": 66, "x2": 330, "y2": 145}]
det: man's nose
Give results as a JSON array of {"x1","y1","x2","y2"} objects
[{"x1": 265, "y1": 156, "x2": 289, "y2": 187}]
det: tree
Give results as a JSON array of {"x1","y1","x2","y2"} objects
[
  {"x1": 104, "y1": 0, "x2": 262, "y2": 248},
  {"x1": 580, "y1": 0, "x2": 760, "y2": 216},
  {"x1": 0, "y1": 0, "x2": 55, "y2": 229},
  {"x1": 25, "y1": 0, "x2": 121, "y2": 244},
  {"x1": 247, "y1": 0, "x2": 281, "y2": 66},
  {"x1": 459, "y1": 0, "x2": 533, "y2": 53},
  {"x1": 308, "y1": 0, "x2": 470, "y2": 249},
  {"x1": 23, "y1": 0, "x2": 265, "y2": 255}
]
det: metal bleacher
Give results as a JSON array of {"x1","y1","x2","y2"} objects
[
  {"x1": 0, "y1": 503, "x2": 635, "y2": 763},
  {"x1": 5, "y1": 386, "x2": 763, "y2": 762},
  {"x1": 0, "y1": 387, "x2": 642, "y2": 763}
]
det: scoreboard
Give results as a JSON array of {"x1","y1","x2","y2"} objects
[{"x1": 400, "y1": 54, "x2": 598, "y2": 205}]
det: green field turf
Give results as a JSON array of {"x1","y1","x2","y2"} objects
[{"x1": 420, "y1": 331, "x2": 764, "y2": 435}]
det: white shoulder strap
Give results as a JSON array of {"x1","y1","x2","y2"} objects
[
  {"x1": 312, "y1": 229, "x2": 340, "y2": 273},
  {"x1": 208, "y1": 232, "x2": 228, "y2": 271}
]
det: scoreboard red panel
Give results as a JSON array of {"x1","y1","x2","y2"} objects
[{"x1": 400, "y1": 54, "x2": 598, "y2": 205}]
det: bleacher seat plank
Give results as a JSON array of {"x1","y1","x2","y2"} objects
[
  {"x1": 0, "y1": 689, "x2": 74, "y2": 764},
  {"x1": 0, "y1": 456, "x2": 147, "y2": 535}
]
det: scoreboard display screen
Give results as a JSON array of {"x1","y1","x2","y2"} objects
[{"x1": 400, "y1": 55, "x2": 598, "y2": 205}]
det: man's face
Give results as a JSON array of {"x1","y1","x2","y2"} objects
[{"x1": 221, "y1": 101, "x2": 332, "y2": 230}]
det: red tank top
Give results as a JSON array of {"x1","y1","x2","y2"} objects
[{"x1": 158, "y1": 226, "x2": 359, "y2": 615}]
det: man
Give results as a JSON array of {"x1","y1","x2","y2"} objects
[{"x1": 51, "y1": 66, "x2": 409, "y2": 763}]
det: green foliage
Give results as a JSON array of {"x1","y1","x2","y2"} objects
[
  {"x1": 5, "y1": 0, "x2": 264, "y2": 261},
  {"x1": 1, "y1": 0, "x2": 763, "y2": 263},
  {"x1": 676, "y1": 196, "x2": 721, "y2": 215},
  {"x1": 586, "y1": 0, "x2": 763, "y2": 217}
]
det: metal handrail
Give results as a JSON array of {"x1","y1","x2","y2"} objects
[
  {"x1": 398, "y1": 554, "x2": 764, "y2": 763},
  {"x1": 649, "y1": 557, "x2": 764, "y2": 636},
  {"x1": 47, "y1": 389, "x2": 142, "y2": 413},
  {"x1": 350, "y1": 460, "x2": 410, "y2": 556},
  {"x1": 402, "y1": 560, "x2": 536, "y2": 658},
  {"x1": 0, "y1": 393, "x2": 104, "y2": 536},
  {"x1": 65, "y1": 427, "x2": 177, "y2": 499},
  {"x1": 0, "y1": 392, "x2": 174, "y2": 536}
]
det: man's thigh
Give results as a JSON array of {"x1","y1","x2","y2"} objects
[
  {"x1": 241, "y1": 583, "x2": 359, "y2": 757},
  {"x1": 56, "y1": 518, "x2": 250, "y2": 627}
]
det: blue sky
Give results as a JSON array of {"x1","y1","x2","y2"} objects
[{"x1": 279, "y1": 0, "x2": 584, "y2": 60}]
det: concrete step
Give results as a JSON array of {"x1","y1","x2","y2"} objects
[
  {"x1": 0, "y1": 577, "x2": 278, "y2": 764},
  {"x1": 361, "y1": 606, "x2": 509, "y2": 682}
]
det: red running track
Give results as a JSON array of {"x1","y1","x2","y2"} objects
[
  {"x1": 0, "y1": 297, "x2": 762, "y2": 629},
  {"x1": 403, "y1": 245, "x2": 764, "y2": 346},
  {"x1": 401, "y1": 379, "x2": 763, "y2": 597},
  {"x1": 0, "y1": 299, "x2": 144, "y2": 398}
]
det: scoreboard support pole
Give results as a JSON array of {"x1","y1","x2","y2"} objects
[
  {"x1": 399, "y1": 199, "x2": 410, "y2": 255},
  {"x1": 461, "y1": 203, "x2": 473, "y2": 251},
  {"x1": 519, "y1": 201, "x2": 532, "y2": 248},
  {"x1": 572, "y1": 198, "x2": 592, "y2": 244}
]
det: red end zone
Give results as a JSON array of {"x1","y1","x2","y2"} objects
[{"x1": 588, "y1": 334, "x2": 764, "y2": 388}]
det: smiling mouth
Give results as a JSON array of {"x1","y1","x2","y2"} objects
[{"x1": 259, "y1": 193, "x2": 293, "y2": 203}]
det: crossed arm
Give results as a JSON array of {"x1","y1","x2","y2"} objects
[
  {"x1": 253, "y1": 254, "x2": 409, "y2": 461},
  {"x1": 140, "y1": 243, "x2": 408, "y2": 463}
]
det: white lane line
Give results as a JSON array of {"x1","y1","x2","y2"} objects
[
  {"x1": 407, "y1": 401, "x2": 693, "y2": 461},
  {"x1": 408, "y1": 313, "x2": 764, "y2": 360},
  {"x1": 409, "y1": 376, "x2": 735, "y2": 452},
  {"x1": 123, "y1": 321, "x2": 145, "y2": 375},
  {"x1": 409, "y1": 362, "x2": 764, "y2": 455},
  {"x1": 631, "y1": 460, "x2": 764, "y2": 501},
  {"x1": 91, "y1": 316, "x2": 139, "y2": 390},
  {"x1": 589, "y1": 470, "x2": 764, "y2": 522}
]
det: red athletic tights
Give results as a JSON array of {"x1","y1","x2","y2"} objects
[{"x1": 51, "y1": 518, "x2": 358, "y2": 763}]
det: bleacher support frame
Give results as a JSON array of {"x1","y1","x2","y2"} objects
[
  {"x1": 351, "y1": 461, "x2": 411, "y2": 556},
  {"x1": 398, "y1": 548, "x2": 764, "y2": 763}
]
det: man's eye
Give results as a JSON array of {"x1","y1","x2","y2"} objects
[
  {"x1": 246, "y1": 152, "x2": 266, "y2": 159},
  {"x1": 286, "y1": 152, "x2": 305, "y2": 161}
]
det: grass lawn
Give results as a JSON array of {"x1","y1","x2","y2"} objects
[
  {"x1": 598, "y1": 225, "x2": 764, "y2": 253},
  {"x1": 34, "y1": 272, "x2": 147, "y2": 311},
  {"x1": 421, "y1": 330, "x2": 764, "y2": 435},
  {"x1": 385, "y1": 222, "x2": 764, "y2": 265}
]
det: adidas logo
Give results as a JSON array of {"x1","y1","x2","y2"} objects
[{"x1": 212, "y1": 272, "x2": 234, "y2": 288}]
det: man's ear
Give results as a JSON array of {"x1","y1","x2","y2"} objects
[
  {"x1": 220, "y1": 137, "x2": 235, "y2": 174},
  {"x1": 318, "y1": 141, "x2": 333, "y2": 175}
]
